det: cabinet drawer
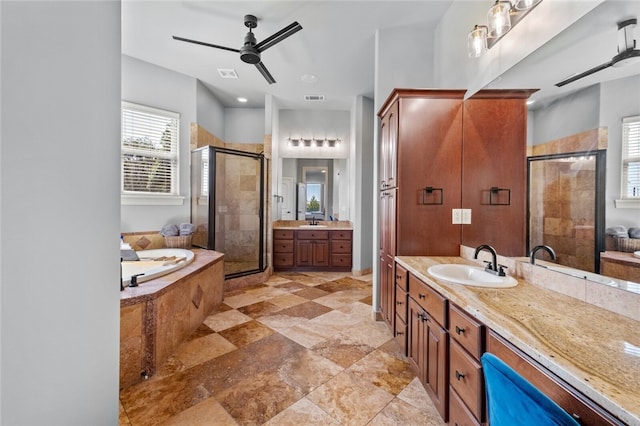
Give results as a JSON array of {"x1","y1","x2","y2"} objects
[
  {"x1": 331, "y1": 254, "x2": 352, "y2": 268},
  {"x1": 408, "y1": 274, "x2": 446, "y2": 327},
  {"x1": 395, "y1": 263, "x2": 408, "y2": 291},
  {"x1": 331, "y1": 240, "x2": 352, "y2": 254},
  {"x1": 449, "y1": 387, "x2": 482, "y2": 426},
  {"x1": 273, "y1": 229, "x2": 294, "y2": 239},
  {"x1": 449, "y1": 304, "x2": 484, "y2": 359},
  {"x1": 273, "y1": 253, "x2": 294, "y2": 267},
  {"x1": 273, "y1": 240, "x2": 294, "y2": 253},
  {"x1": 394, "y1": 314, "x2": 407, "y2": 353},
  {"x1": 395, "y1": 285, "x2": 408, "y2": 323},
  {"x1": 450, "y1": 340, "x2": 484, "y2": 422},
  {"x1": 296, "y1": 230, "x2": 329, "y2": 240},
  {"x1": 331, "y1": 230, "x2": 352, "y2": 240}
]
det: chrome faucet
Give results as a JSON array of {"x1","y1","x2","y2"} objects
[
  {"x1": 529, "y1": 245, "x2": 556, "y2": 265},
  {"x1": 474, "y1": 244, "x2": 506, "y2": 276}
]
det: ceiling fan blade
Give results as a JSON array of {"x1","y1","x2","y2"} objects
[
  {"x1": 555, "y1": 61, "x2": 613, "y2": 87},
  {"x1": 255, "y1": 62, "x2": 276, "y2": 84},
  {"x1": 255, "y1": 22, "x2": 302, "y2": 52},
  {"x1": 172, "y1": 36, "x2": 240, "y2": 54}
]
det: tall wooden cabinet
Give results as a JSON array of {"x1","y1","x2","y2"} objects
[{"x1": 378, "y1": 88, "x2": 533, "y2": 421}]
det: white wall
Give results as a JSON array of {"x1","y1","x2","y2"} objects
[
  {"x1": 1, "y1": 1, "x2": 120, "y2": 423},
  {"x1": 600, "y1": 74, "x2": 640, "y2": 228},
  {"x1": 196, "y1": 80, "x2": 225, "y2": 138},
  {"x1": 279, "y1": 109, "x2": 350, "y2": 159},
  {"x1": 225, "y1": 108, "x2": 265, "y2": 143}
]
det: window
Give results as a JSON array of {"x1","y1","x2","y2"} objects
[
  {"x1": 621, "y1": 115, "x2": 640, "y2": 199},
  {"x1": 121, "y1": 102, "x2": 180, "y2": 201}
]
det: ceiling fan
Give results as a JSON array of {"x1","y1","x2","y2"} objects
[
  {"x1": 173, "y1": 14, "x2": 302, "y2": 84},
  {"x1": 556, "y1": 18, "x2": 640, "y2": 87}
]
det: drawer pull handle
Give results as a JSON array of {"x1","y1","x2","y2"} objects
[
  {"x1": 396, "y1": 300, "x2": 403, "y2": 305},
  {"x1": 455, "y1": 326, "x2": 465, "y2": 335},
  {"x1": 396, "y1": 274, "x2": 402, "y2": 279},
  {"x1": 395, "y1": 331, "x2": 404, "y2": 336},
  {"x1": 455, "y1": 371, "x2": 465, "y2": 381},
  {"x1": 418, "y1": 293, "x2": 426, "y2": 299}
]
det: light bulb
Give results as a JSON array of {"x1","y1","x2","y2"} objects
[
  {"x1": 468, "y1": 26, "x2": 488, "y2": 58},
  {"x1": 488, "y1": 1, "x2": 511, "y2": 37}
]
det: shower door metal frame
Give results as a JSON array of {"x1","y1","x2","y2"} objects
[
  {"x1": 526, "y1": 150, "x2": 606, "y2": 272},
  {"x1": 201, "y1": 146, "x2": 266, "y2": 279}
]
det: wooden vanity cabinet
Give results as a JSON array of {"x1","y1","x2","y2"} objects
[
  {"x1": 273, "y1": 230, "x2": 294, "y2": 268},
  {"x1": 407, "y1": 272, "x2": 449, "y2": 421},
  {"x1": 379, "y1": 100, "x2": 398, "y2": 191},
  {"x1": 449, "y1": 304, "x2": 485, "y2": 424},
  {"x1": 379, "y1": 188, "x2": 396, "y2": 327},
  {"x1": 394, "y1": 263, "x2": 408, "y2": 352},
  {"x1": 487, "y1": 331, "x2": 625, "y2": 426},
  {"x1": 273, "y1": 229, "x2": 352, "y2": 272}
]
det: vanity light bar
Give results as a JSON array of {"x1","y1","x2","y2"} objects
[{"x1": 287, "y1": 137, "x2": 341, "y2": 147}]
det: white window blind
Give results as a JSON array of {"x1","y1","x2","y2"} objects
[
  {"x1": 121, "y1": 102, "x2": 179, "y2": 196},
  {"x1": 622, "y1": 115, "x2": 640, "y2": 199}
]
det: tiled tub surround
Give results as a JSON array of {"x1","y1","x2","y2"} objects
[
  {"x1": 396, "y1": 253, "x2": 640, "y2": 426},
  {"x1": 120, "y1": 249, "x2": 224, "y2": 389}
]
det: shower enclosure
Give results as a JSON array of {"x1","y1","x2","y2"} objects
[
  {"x1": 191, "y1": 146, "x2": 266, "y2": 278},
  {"x1": 527, "y1": 150, "x2": 605, "y2": 272}
]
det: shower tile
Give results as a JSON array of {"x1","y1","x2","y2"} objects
[{"x1": 218, "y1": 319, "x2": 274, "y2": 348}]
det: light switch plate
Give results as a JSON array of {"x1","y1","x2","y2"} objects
[
  {"x1": 452, "y1": 209, "x2": 462, "y2": 224},
  {"x1": 462, "y1": 209, "x2": 472, "y2": 224}
]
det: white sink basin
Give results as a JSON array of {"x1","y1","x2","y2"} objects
[
  {"x1": 427, "y1": 264, "x2": 518, "y2": 288},
  {"x1": 299, "y1": 225, "x2": 328, "y2": 228}
]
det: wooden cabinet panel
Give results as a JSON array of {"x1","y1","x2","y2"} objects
[
  {"x1": 330, "y1": 240, "x2": 351, "y2": 254},
  {"x1": 461, "y1": 96, "x2": 528, "y2": 256},
  {"x1": 450, "y1": 340, "x2": 484, "y2": 421},
  {"x1": 449, "y1": 304, "x2": 484, "y2": 359},
  {"x1": 331, "y1": 230, "x2": 352, "y2": 240},
  {"x1": 394, "y1": 313, "x2": 407, "y2": 353},
  {"x1": 273, "y1": 229, "x2": 294, "y2": 239},
  {"x1": 394, "y1": 285, "x2": 407, "y2": 323},
  {"x1": 330, "y1": 254, "x2": 351, "y2": 268},
  {"x1": 395, "y1": 263, "x2": 408, "y2": 291},
  {"x1": 274, "y1": 240, "x2": 294, "y2": 253},
  {"x1": 379, "y1": 101, "x2": 398, "y2": 190},
  {"x1": 296, "y1": 230, "x2": 329, "y2": 240},
  {"x1": 274, "y1": 229, "x2": 350, "y2": 271},
  {"x1": 408, "y1": 298, "x2": 426, "y2": 381},
  {"x1": 396, "y1": 96, "x2": 463, "y2": 256},
  {"x1": 408, "y1": 274, "x2": 446, "y2": 327},
  {"x1": 487, "y1": 330, "x2": 623, "y2": 426},
  {"x1": 449, "y1": 387, "x2": 482, "y2": 426},
  {"x1": 273, "y1": 253, "x2": 294, "y2": 267}
]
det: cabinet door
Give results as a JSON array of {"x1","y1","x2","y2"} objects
[
  {"x1": 408, "y1": 298, "x2": 426, "y2": 381},
  {"x1": 461, "y1": 96, "x2": 527, "y2": 256},
  {"x1": 379, "y1": 257, "x2": 394, "y2": 327},
  {"x1": 295, "y1": 240, "x2": 313, "y2": 267},
  {"x1": 396, "y1": 96, "x2": 463, "y2": 256},
  {"x1": 312, "y1": 240, "x2": 329, "y2": 267},
  {"x1": 379, "y1": 101, "x2": 398, "y2": 190},
  {"x1": 425, "y1": 318, "x2": 449, "y2": 421},
  {"x1": 379, "y1": 188, "x2": 396, "y2": 256}
]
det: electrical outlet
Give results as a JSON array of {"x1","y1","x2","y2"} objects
[
  {"x1": 452, "y1": 209, "x2": 462, "y2": 224},
  {"x1": 462, "y1": 209, "x2": 472, "y2": 224}
]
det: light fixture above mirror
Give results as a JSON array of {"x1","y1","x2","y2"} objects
[
  {"x1": 288, "y1": 137, "x2": 341, "y2": 148},
  {"x1": 468, "y1": 0, "x2": 542, "y2": 58}
]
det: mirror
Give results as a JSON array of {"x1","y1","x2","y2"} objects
[
  {"x1": 479, "y1": 1, "x2": 640, "y2": 289},
  {"x1": 280, "y1": 158, "x2": 347, "y2": 221}
]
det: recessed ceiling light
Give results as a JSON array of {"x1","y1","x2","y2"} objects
[
  {"x1": 237, "y1": 97, "x2": 248, "y2": 103},
  {"x1": 301, "y1": 74, "x2": 318, "y2": 83}
]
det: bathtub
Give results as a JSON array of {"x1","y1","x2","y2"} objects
[{"x1": 121, "y1": 248, "x2": 195, "y2": 286}]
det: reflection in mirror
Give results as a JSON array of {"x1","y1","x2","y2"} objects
[
  {"x1": 527, "y1": 151, "x2": 606, "y2": 273},
  {"x1": 282, "y1": 158, "x2": 341, "y2": 220},
  {"x1": 303, "y1": 166, "x2": 327, "y2": 219}
]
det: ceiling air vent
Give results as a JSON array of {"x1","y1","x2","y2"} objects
[
  {"x1": 304, "y1": 94, "x2": 325, "y2": 101},
  {"x1": 218, "y1": 68, "x2": 239, "y2": 79}
]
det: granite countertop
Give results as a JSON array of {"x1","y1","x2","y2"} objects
[
  {"x1": 396, "y1": 255, "x2": 640, "y2": 426},
  {"x1": 273, "y1": 220, "x2": 353, "y2": 230}
]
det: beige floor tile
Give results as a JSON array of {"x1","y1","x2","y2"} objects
[
  {"x1": 203, "y1": 309, "x2": 252, "y2": 331},
  {"x1": 263, "y1": 397, "x2": 341, "y2": 426},
  {"x1": 347, "y1": 349, "x2": 414, "y2": 395},
  {"x1": 307, "y1": 371, "x2": 395, "y2": 425},
  {"x1": 162, "y1": 396, "x2": 238, "y2": 426},
  {"x1": 175, "y1": 333, "x2": 237, "y2": 369},
  {"x1": 368, "y1": 397, "x2": 445, "y2": 426}
]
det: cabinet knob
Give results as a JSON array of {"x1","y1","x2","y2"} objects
[
  {"x1": 396, "y1": 300, "x2": 403, "y2": 305},
  {"x1": 418, "y1": 293, "x2": 426, "y2": 300},
  {"x1": 455, "y1": 370, "x2": 465, "y2": 381},
  {"x1": 395, "y1": 331, "x2": 404, "y2": 336},
  {"x1": 455, "y1": 325, "x2": 465, "y2": 335}
]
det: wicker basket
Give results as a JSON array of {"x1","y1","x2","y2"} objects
[
  {"x1": 163, "y1": 235, "x2": 192, "y2": 249},
  {"x1": 616, "y1": 237, "x2": 640, "y2": 253}
]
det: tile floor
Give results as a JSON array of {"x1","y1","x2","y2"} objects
[{"x1": 119, "y1": 271, "x2": 445, "y2": 425}]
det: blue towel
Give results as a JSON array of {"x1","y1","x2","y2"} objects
[
  {"x1": 481, "y1": 353, "x2": 580, "y2": 426},
  {"x1": 160, "y1": 224, "x2": 179, "y2": 236}
]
